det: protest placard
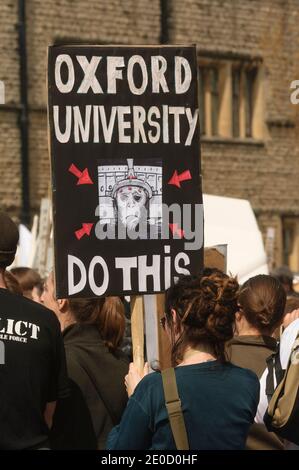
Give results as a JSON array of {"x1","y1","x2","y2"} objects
[{"x1": 48, "y1": 45, "x2": 203, "y2": 297}]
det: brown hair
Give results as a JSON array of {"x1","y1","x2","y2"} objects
[
  {"x1": 165, "y1": 270, "x2": 239, "y2": 366},
  {"x1": 67, "y1": 296, "x2": 126, "y2": 353},
  {"x1": 10, "y1": 267, "x2": 43, "y2": 299},
  {"x1": 238, "y1": 275, "x2": 286, "y2": 335},
  {"x1": 4, "y1": 271, "x2": 23, "y2": 295}
]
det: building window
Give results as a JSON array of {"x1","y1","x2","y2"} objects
[
  {"x1": 210, "y1": 68, "x2": 219, "y2": 136},
  {"x1": 198, "y1": 58, "x2": 264, "y2": 140},
  {"x1": 198, "y1": 67, "x2": 205, "y2": 135},
  {"x1": 232, "y1": 68, "x2": 240, "y2": 138},
  {"x1": 283, "y1": 217, "x2": 299, "y2": 271},
  {"x1": 244, "y1": 67, "x2": 257, "y2": 138},
  {"x1": 198, "y1": 66, "x2": 219, "y2": 136}
]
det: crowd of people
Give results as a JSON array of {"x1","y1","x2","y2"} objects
[{"x1": 0, "y1": 211, "x2": 299, "y2": 450}]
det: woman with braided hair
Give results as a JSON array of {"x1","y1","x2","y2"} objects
[{"x1": 107, "y1": 271, "x2": 260, "y2": 450}]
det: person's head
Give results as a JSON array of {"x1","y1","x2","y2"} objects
[
  {"x1": 4, "y1": 271, "x2": 23, "y2": 295},
  {"x1": 0, "y1": 212, "x2": 19, "y2": 273},
  {"x1": 237, "y1": 274, "x2": 286, "y2": 336},
  {"x1": 284, "y1": 296, "x2": 299, "y2": 315},
  {"x1": 41, "y1": 271, "x2": 125, "y2": 352},
  {"x1": 271, "y1": 265, "x2": 294, "y2": 295},
  {"x1": 10, "y1": 267, "x2": 43, "y2": 302},
  {"x1": 41, "y1": 271, "x2": 58, "y2": 313},
  {"x1": 163, "y1": 271, "x2": 239, "y2": 366},
  {"x1": 67, "y1": 297, "x2": 126, "y2": 352}
]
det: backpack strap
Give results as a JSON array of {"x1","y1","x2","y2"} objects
[
  {"x1": 274, "y1": 350, "x2": 284, "y2": 384},
  {"x1": 266, "y1": 346, "x2": 284, "y2": 402},
  {"x1": 161, "y1": 367, "x2": 189, "y2": 450},
  {"x1": 265, "y1": 331, "x2": 299, "y2": 442}
]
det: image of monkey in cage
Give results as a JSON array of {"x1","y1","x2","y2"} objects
[{"x1": 97, "y1": 158, "x2": 162, "y2": 239}]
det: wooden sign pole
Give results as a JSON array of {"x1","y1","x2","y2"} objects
[
  {"x1": 156, "y1": 292, "x2": 171, "y2": 370},
  {"x1": 130, "y1": 295, "x2": 145, "y2": 375}
]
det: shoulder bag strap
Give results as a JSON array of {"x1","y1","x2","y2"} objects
[{"x1": 161, "y1": 367, "x2": 189, "y2": 450}]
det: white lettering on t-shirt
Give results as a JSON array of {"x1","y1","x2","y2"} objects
[{"x1": 0, "y1": 318, "x2": 41, "y2": 341}]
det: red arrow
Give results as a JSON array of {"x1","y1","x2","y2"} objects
[
  {"x1": 168, "y1": 170, "x2": 191, "y2": 188},
  {"x1": 75, "y1": 223, "x2": 94, "y2": 240},
  {"x1": 169, "y1": 223, "x2": 185, "y2": 238},
  {"x1": 69, "y1": 164, "x2": 94, "y2": 185}
]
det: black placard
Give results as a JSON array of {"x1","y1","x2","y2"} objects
[{"x1": 48, "y1": 45, "x2": 203, "y2": 298}]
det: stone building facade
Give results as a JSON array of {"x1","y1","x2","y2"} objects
[{"x1": 0, "y1": 0, "x2": 299, "y2": 269}]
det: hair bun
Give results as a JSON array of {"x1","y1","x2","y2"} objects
[
  {"x1": 183, "y1": 274, "x2": 239, "y2": 343},
  {"x1": 165, "y1": 271, "x2": 240, "y2": 365},
  {"x1": 238, "y1": 275, "x2": 286, "y2": 333}
]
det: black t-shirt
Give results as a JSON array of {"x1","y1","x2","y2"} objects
[{"x1": 0, "y1": 288, "x2": 69, "y2": 450}]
